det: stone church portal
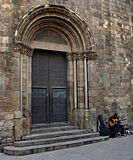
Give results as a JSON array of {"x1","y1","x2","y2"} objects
[{"x1": 13, "y1": 5, "x2": 95, "y2": 136}]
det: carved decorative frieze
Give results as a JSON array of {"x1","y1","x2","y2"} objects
[
  {"x1": 66, "y1": 51, "x2": 97, "y2": 61},
  {"x1": 14, "y1": 42, "x2": 33, "y2": 57},
  {"x1": 87, "y1": 50, "x2": 97, "y2": 60}
]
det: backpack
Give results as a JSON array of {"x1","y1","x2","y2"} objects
[{"x1": 97, "y1": 115, "x2": 109, "y2": 136}]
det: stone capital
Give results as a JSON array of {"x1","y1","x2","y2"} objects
[
  {"x1": 80, "y1": 50, "x2": 96, "y2": 60},
  {"x1": 87, "y1": 51, "x2": 97, "y2": 60},
  {"x1": 14, "y1": 42, "x2": 33, "y2": 57},
  {"x1": 66, "y1": 53, "x2": 73, "y2": 61},
  {"x1": 72, "y1": 52, "x2": 78, "y2": 60},
  {"x1": 77, "y1": 53, "x2": 84, "y2": 61}
]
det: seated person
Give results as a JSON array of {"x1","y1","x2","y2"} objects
[{"x1": 109, "y1": 113, "x2": 125, "y2": 136}]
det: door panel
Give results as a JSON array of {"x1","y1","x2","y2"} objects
[
  {"x1": 32, "y1": 49, "x2": 67, "y2": 124},
  {"x1": 52, "y1": 89, "x2": 67, "y2": 122},
  {"x1": 32, "y1": 51, "x2": 49, "y2": 87},
  {"x1": 32, "y1": 88, "x2": 47, "y2": 124},
  {"x1": 49, "y1": 53, "x2": 67, "y2": 87}
]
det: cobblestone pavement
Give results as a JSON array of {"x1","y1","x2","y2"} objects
[{"x1": 0, "y1": 134, "x2": 133, "y2": 160}]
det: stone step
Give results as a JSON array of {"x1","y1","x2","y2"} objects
[
  {"x1": 4, "y1": 136, "x2": 109, "y2": 156},
  {"x1": 22, "y1": 129, "x2": 90, "y2": 140},
  {"x1": 32, "y1": 122, "x2": 68, "y2": 129},
  {"x1": 14, "y1": 132, "x2": 99, "y2": 147},
  {"x1": 31, "y1": 125, "x2": 79, "y2": 134}
]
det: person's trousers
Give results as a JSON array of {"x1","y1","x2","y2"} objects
[{"x1": 113, "y1": 123, "x2": 124, "y2": 135}]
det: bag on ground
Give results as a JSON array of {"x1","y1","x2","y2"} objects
[{"x1": 97, "y1": 115, "x2": 109, "y2": 136}]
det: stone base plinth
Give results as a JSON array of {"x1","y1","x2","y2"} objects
[{"x1": 71, "y1": 108, "x2": 97, "y2": 131}]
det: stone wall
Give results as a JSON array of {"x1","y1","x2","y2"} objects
[
  {"x1": 128, "y1": 0, "x2": 133, "y2": 129},
  {"x1": 86, "y1": 0, "x2": 133, "y2": 127},
  {"x1": 0, "y1": 1, "x2": 19, "y2": 148},
  {"x1": 0, "y1": 0, "x2": 133, "y2": 148}
]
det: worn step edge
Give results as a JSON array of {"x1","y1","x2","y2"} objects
[
  {"x1": 31, "y1": 126, "x2": 79, "y2": 134},
  {"x1": 4, "y1": 136, "x2": 109, "y2": 156},
  {"x1": 22, "y1": 129, "x2": 90, "y2": 140},
  {"x1": 15, "y1": 132, "x2": 99, "y2": 147},
  {"x1": 32, "y1": 122, "x2": 68, "y2": 129}
]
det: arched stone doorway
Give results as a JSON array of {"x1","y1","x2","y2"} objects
[{"x1": 14, "y1": 5, "x2": 96, "y2": 139}]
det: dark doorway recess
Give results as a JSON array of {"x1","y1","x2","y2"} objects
[{"x1": 32, "y1": 49, "x2": 67, "y2": 124}]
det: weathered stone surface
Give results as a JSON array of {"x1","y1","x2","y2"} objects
[
  {"x1": 14, "y1": 111, "x2": 23, "y2": 119},
  {"x1": 0, "y1": 0, "x2": 133, "y2": 149},
  {"x1": 3, "y1": 125, "x2": 108, "y2": 156}
]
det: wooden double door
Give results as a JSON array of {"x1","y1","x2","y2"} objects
[{"x1": 32, "y1": 49, "x2": 67, "y2": 124}]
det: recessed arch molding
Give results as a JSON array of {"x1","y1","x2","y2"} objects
[
  {"x1": 14, "y1": 5, "x2": 97, "y2": 139},
  {"x1": 15, "y1": 4, "x2": 96, "y2": 53}
]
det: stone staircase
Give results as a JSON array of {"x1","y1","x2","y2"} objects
[{"x1": 4, "y1": 123, "x2": 109, "y2": 156}]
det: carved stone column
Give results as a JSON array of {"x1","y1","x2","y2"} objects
[
  {"x1": 84, "y1": 54, "x2": 88, "y2": 110},
  {"x1": 20, "y1": 54, "x2": 23, "y2": 111},
  {"x1": 83, "y1": 53, "x2": 90, "y2": 129},
  {"x1": 14, "y1": 43, "x2": 33, "y2": 140},
  {"x1": 69, "y1": 53, "x2": 78, "y2": 126},
  {"x1": 76, "y1": 53, "x2": 84, "y2": 128},
  {"x1": 73, "y1": 53, "x2": 78, "y2": 110},
  {"x1": 77, "y1": 53, "x2": 84, "y2": 109},
  {"x1": 66, "y1": 53, "x2": 74, "y2": 124},
  {"x1": 14, "y1": 44, "x2": 23, "y2": 140},
  {"x1": 22, "y1": 45, "x2": 33, "y2": 135},
  {"x1": 68, "y1": 50, "x2": 97, "y2": 130}
]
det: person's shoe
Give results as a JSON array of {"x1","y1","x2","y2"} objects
[
  {"x1": 115, "y1": 133, "x2": 121, "y2": 138},
  {"x1": 117, "y1": 132, "x2": 121, "y2": 135}
]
